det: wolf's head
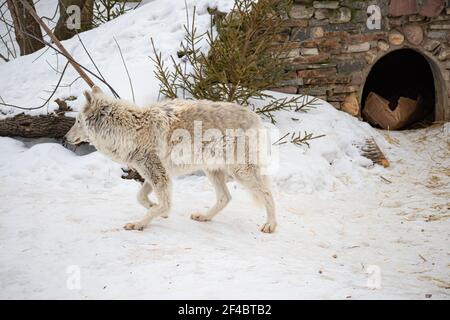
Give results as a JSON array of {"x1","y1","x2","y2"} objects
[{"x1": 64, "y1": 85, "x2": 110, "y2": 145}]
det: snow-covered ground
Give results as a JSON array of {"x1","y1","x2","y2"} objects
[
  {"x1": 0, "y1": 0, "x2": 449, "y2": 299},
  {"x1": 0, "y1": 106, "x2": 448, "y2": 299}
]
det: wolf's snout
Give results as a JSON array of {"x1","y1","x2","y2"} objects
[{"x1": 63, "y1": 132, "x2": 80, "y2": 146}]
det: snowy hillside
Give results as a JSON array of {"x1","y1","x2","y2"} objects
[
  {"x1": 0, "y1": 0, "x2": 235, "y2": 118},
  {"x1": 0, "y1": 0, "x2": 449, "y2": 299}
]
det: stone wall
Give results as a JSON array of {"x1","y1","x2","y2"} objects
[{"x1": 275, "y1": 0, "x2": 450, "y2": 120}]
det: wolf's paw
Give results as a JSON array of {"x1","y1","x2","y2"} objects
[
  {"x1": 260, "y1": 221, "x2": 276, "y2": 233},
  {"x1": 190, "y1": 213, "x2": 211, "y2": 222},
  {"x1": 161, "y1": 213, "x2": 169, "y2": 219},
  {"x1": 123, "y1": 222, "x2": 145, "y2": 231},
  {"x1": 140, "y1": 200, "x2": 156, "y2": 209}
]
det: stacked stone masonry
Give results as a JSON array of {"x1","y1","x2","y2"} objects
[{"x1": 274, "y1": 0, "x2": 450, "y2": 119}]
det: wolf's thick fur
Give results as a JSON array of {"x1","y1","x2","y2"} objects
[{"x1": 65, "y1": 86, "x2": 276, "y2": 233}]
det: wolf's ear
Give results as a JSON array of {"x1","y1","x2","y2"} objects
[
  {"x1": 83, "y1": 90, "x2": 92, "y2": 104},
  {"x1": 99, "y1": 104, "x2": 111, "y2": 116},
  {"x1": 92, "y1": 85, "x2": 103, "y2": 95}
]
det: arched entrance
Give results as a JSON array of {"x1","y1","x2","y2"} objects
[{"x1": 361, "y1": 48, "x2": 448, "y2": 129}]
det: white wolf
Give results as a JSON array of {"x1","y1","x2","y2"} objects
[{"x1": 64, "y1": 86, "x2": 276, "y2": 233}]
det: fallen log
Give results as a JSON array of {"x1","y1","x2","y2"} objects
[
  {"x1": 0, "y1": 113, "x2": 75, "y2": 138},
  {"x1": 363, "y1": 92, "x2": 425, "y2": 130}
]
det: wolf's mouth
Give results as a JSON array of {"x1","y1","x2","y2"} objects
[
  {"x1": 72, "y1": 138, "x2": 82, "y2": 145},
  {"x1": 65, "y1": 138, "x2": 82, "y2": 145}
]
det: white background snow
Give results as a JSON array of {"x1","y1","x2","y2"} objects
[{"x1": 0, "y1": 0, "x2": 449, "y2": 299}]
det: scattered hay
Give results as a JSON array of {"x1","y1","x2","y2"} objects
[
  {"x1": 418, "y1": 276, "x2": 450, "y2": 289},
  {"x1": 384, "y1": 131, "x2": 400, "y2": 145},
  {"x1": 425, "y1": 213, "x2": 450, "y2": 222},
  {"x1": 426, "y1": 175, "x2": 445, "y2": 189}
]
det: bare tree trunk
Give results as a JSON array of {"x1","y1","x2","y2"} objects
[
  {"x1": 6, "y1": 0, "x2": 45, "y2": 55},
  {"x1": 54, "y1": 0, "x2": 94, "y2": 41},
  {"x1": 81, "y1": 0, "x2": 94, "y2": 30}
]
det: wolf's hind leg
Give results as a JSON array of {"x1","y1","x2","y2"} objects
[
  {"x1": 233, "y1": 166, "x2": 276, "y2": 233},
  {"x1": 191, "y1": 170, "x2": 231, "y2": 222}
]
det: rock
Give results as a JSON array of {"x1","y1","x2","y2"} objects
[
  {"x1": 313, "y1": 1, "x2": 340, "y2": 9},
  {"x1": 314, "y1": 8, "x2": 330, "y2": 20},
  {"x1": 438, "y1": 48, "x2": 450, "y2": 61},
  {"x1": 365, "y1": 50, "x2": 378, "y2": 64},
  {"x1": 300, "y1": 48, "x2": 319, "y2": 55},
  {"x1": 388, "y1": 30, "x2": 405, "y2": 45},
  {"x1": 333, "y1": 85, "x2": 358, "y2": 94},
  {"x1": 429, "y1": 24, "x2": 450, "y2": 30},
  {"x1": 403, "y1": 24, "x2": 424, "y2": 45},
  {"x1": 419, "y1": 0, "x2": 446, "y2": 18},
  {"x1": 290, "y1": 5, "x2": 315, "y2": 19},
  {"x1": 377, "y1": 40, "x2": 390, "y2": 51},
  {"x1": 347, "y1": 42, "x2": 371, "y2": 53},
  {"x1": 309, "y1": 18, "x2": 329, "y2": 27},
  {"x1": 302, "y1": 37, "x2": 340, "y2": 50},
  {"x1": 341, "y1": 93, "x2": 360, "y2": 116},
  {"x1": 389, "y1": 0, "x2": 418, "y2": 17},
  {"x1": 279, "y1": 76, "x2": 304, "y2": 86},
  {"x1": 303, "y1": 86, "x2": 329, "y2": 96},
  {"x1": 423, "y1": 39, "x2": 440, "y2": 51},
  {"x1": 282, "y1": 19, "x2": 308, "y2": 28},
  {"x1": 290, "y1": 28, "x2": 310, "y2": 41},
  {"x1": 351, "y1": 72, "x2": 364, "y2": 85},
  {"x1": 295, "y1": 63, "x2": 336, "y2": 70},
  {"x1": 293, "y1": 53, "x2": 330, "y2": 64},
  {"x1": 330, "y1": 7, "x2": 352, "y2": 24},
  {"x1": 337, "y1": 59, "x2": 366, "y2": 73},
  {"x1": 297, "y1": 68, "x2": 337, "y2": 78},
  {"x1": 312, "y1": 26, "x2": 324, "y2": 38},
  {"x1": 287, "y1": 48, "x2": 301, "y2": 59},
  {"x1": 409, "y1": 15, "x2": 425, "y2": 22},
  {"x1": 304, "y1": 75, "x2": 350, "y2": 85},
  {"x1": 271, "y1": 86, "x2": 298, "y2": 94},
  {"x1": 427, "y1": 30, "x2": 449, "y2": 38}
]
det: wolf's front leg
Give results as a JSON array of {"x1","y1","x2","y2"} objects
[
  {"x1": 124, "y1": 155, "x2": 171, "y2": 231},
  {"x1": 191, "y1": 170, "x2": 231, "y2": 222},
  {"x1": 136, "y1": 181, "x2": 156, "y2": 209}
]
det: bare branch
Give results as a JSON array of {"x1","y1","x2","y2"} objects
[
  {"x1": 0, "y1": 61, "x2": 69, "y2": 111},
  {"x1": 17, "y1": 0, "x2": 95, "y2": 87},
  {"x1": 2, "y1": 16, "x2": 120, "y2": 98},
  {"x1": 0, "y1": 52, "x2": 8, "y2": 62},
  {"x1": 114, "y1": 36, "x2": 135, "y2": 103}
]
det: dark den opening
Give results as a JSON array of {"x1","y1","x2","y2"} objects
[{"x1": 362, "y1": 48, "x2": 436, "y2": 128}]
